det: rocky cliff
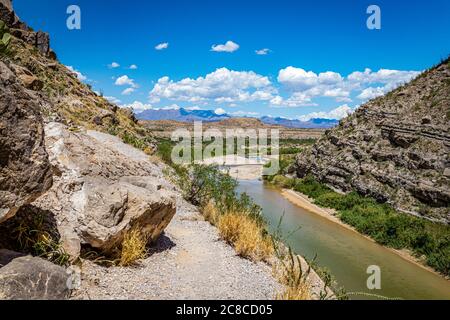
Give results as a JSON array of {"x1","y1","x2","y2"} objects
[{"x1": 294, "y1": 58, "x2": 450, "y2": 224}]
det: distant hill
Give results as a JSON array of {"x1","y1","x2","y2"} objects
[
  {"x1": 136, "y1": 108, "x2": 339, "y2": 129},
  {"x1": 260, "y1": 116, "x2": 339, "y2": 129},
  {"x1": 137, "y1": 108, "x2": 230, "y2": 122}
]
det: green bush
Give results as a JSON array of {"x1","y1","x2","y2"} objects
[
  {"x1": 272, "y1": 175, "x2": 296, "y2": 188},
  {"x1": 293, "y1": 175, "x2": 331, "y2": 198},
  {"x1": 178, "y1": 164, "x2": 262, "y2": 221}
]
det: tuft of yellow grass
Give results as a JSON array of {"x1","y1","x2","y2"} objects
[
  {"x1": 276, "y1": 284, "x2": 311, "y2": 300},
  {"x1": 218, "y1": 212, "x2": 273, "y2": 262},
  {"x1": 202, "y1": 201, "x2": 221, "y2": 225},
  {"x1": 273, "y1": 251, "x2": 312, "y2": 300},
  {"x1": 119, "y1": 229, "x2": 148, "y2": 266}
]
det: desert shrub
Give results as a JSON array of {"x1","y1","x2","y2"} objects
[
  {"x1": 272, "y1": 175, "x2": 296, "y2": 188},
  {"x1": 120, "y1": 131, "x2": 148, "y2": 150},
  {"x1": 280, "y1": 147, "x2": 302, "y2": 155},
  {"x1": 119, "y1": 229, "x2": 148, "y2": 266},
  {"x1": 293, "y1": 175, "x2": 331, "y2": 198},
  {"x1": 179, "y1": 164, "x2": 261, "y2": 218},
  {"x1": 263, "y1": 155, "x2": 296, "y2": 182}
]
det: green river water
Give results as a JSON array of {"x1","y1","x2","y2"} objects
[{"x1": 237, "y1": 179, "x2": 450, "y2": 300}]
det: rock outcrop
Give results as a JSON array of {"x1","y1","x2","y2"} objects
[
  {"x1": 0, "y1": 250, "x2": 70, "y2": 300},
  {"x1": 0, "y1": 0, "x2": 52, "y2": 57},
  {"x1": 294, "y1": 59, "x2": 450, "y2": 223},
  {"x1": 32, "y1": 122, "x2": 176, "y2": 257},
  {"x1": 0, "y1": 60, "x2": 52, "y2": 223}
]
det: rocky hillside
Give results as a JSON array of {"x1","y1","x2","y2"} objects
[
  {"x1": 294, "y1": 58, "x2": 450, "y2": 223},
  {"x1": 0, "y1": 0, "x2": 178, "y2": 299},
  {"x1": 0, "y1": 0, "x2": 156, "y2": 154}
]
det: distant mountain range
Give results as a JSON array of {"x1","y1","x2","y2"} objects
[
  {"x1": 137, "y1": 108, "x2": 230, "y2": 122},
  {"x1": 136, "y1": 108, "x2": 339, "y2": 129},
  {"x1": 259, "y1": 116, "x2": 339, "y2": 129}
]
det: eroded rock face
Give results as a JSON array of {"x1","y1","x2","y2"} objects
[
  {"x1": 0, "y1": 0, "x2": 23, "y2": 29},
  {"x1": 0, "y1": 251, "x2": 70, "y2": 300},
  {"x1": 294, "y1": 59, "x2": 450, "y2": 223},
  {"x1": 33, "y1": 122, "x2": 177, "y2": 257},
  {"x1": 0, "y1": 61, "x2": 52, "y2": 223},
  {"x1": 0, "y1": 0, "x2": 52, "y2": 56}
]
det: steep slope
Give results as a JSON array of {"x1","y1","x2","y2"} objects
[
  {"x1": 294, "y1": 58, "x2": 450, "y2": 223},
  {"x1": 0, "y1": 1, "x2": 156, "y2": 154}
]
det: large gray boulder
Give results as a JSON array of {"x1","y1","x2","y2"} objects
[
  {"x1": 0, "y1": 250, "x2": 70, "y2": 300},
  {"x1": 0, "y1": 61, "x2": 52, "y2": 223},
  {"x1": 33, "y1": 122, "x2": 177, "y2": 257}
]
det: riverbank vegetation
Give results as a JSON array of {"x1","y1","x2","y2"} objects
[{"x1": 265, "y1": 174, "x2": 450, "y2": 277}]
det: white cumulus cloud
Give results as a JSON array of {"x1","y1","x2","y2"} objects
[
  {"x1": 105, "y1": 96, "x2": 121, "y2": 104},
  {"x1": 255, "y1": 48, "x2": 270, "y2": 55},
  {"x1": 214, "y1": 108, "x2": 227, "y2": 115},
  {"x1": 211, "y1": 40, "x2": 240, "y2": 53},
  {"x1": 348, "y1": 68, "x2": 419, "y2": 85},
  {"x1": 149, "y1": 68, "x2": 274, "y2": 104},
  {"x1": 155, "y1": 42, "x2": 169, "y2": 50},
  {"x1": 121, "y1": 101, "x2": 153, "y2": 113},
  {"x1": 129, "y1": 64, "x2": 138, "y2": 70},
  {"x1": 108, "y1": 62, "x2": 120, "y2": 69},
  {"x1": 115, "y1": 75, "x2": 137, "y2": 88},
  {"x1": 278, "y1": 67, "x2": 343, "y2": 89},
  {"x1": 121, "y1": 87, "x2": 135, "y2": 95},
  {"x1": 298, "y1": 104, "x2": 353, "y2": 121}
]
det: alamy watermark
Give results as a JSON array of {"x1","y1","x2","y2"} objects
[
  {"x1": 366, "y1": 265, "x2": 381, "y2": 290},
  {"x1": 367, "y1": 5, "x2": 381, "y2": 30},
  {"x1": 66, "y1": 5, "x2": 81, "y2": 30}
]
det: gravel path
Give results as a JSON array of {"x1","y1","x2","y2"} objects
[{"x1": 72, "y1": 197, "x2": 281, "y2": 300}]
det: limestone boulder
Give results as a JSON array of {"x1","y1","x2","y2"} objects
[{"x1": 33, "y1": 122, "x2": 177, "y2": 257}]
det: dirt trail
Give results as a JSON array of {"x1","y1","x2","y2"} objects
[{"x1": 73, "y1": 198, "x2": 280, "y2": 300}]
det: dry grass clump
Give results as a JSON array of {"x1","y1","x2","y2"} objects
[
  {"x1": 202, "y1": 201, "x2": 273, "y2": 262},
  {"x1": 273, "y1": 248, "x2": 312, "y2": 300},
  {"x1": 217, "y1": 212, "x2": 273, "y2": 262},
  {"x1": 202, "y1": 201, "x2": 221, "y2": 225},
  {"x1": 119, "y1": 229, "x2": 149, "y2": 266}
]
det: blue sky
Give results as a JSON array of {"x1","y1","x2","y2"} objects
[{"x1": 14, "y1": 0, "x2": 450, "y2": 119}]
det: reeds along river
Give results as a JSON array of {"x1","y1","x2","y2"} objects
[{"x1": 237, "y1": 180, "x2": 450, "y2": 300}]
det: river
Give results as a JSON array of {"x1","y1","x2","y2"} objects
[{"x1": 237, "y1": 179, "x2": 450, "y2": 300}]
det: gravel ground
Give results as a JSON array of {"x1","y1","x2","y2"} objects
[{"x1": 72, "y1": 197, "x2": 281, "y2": 300}]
